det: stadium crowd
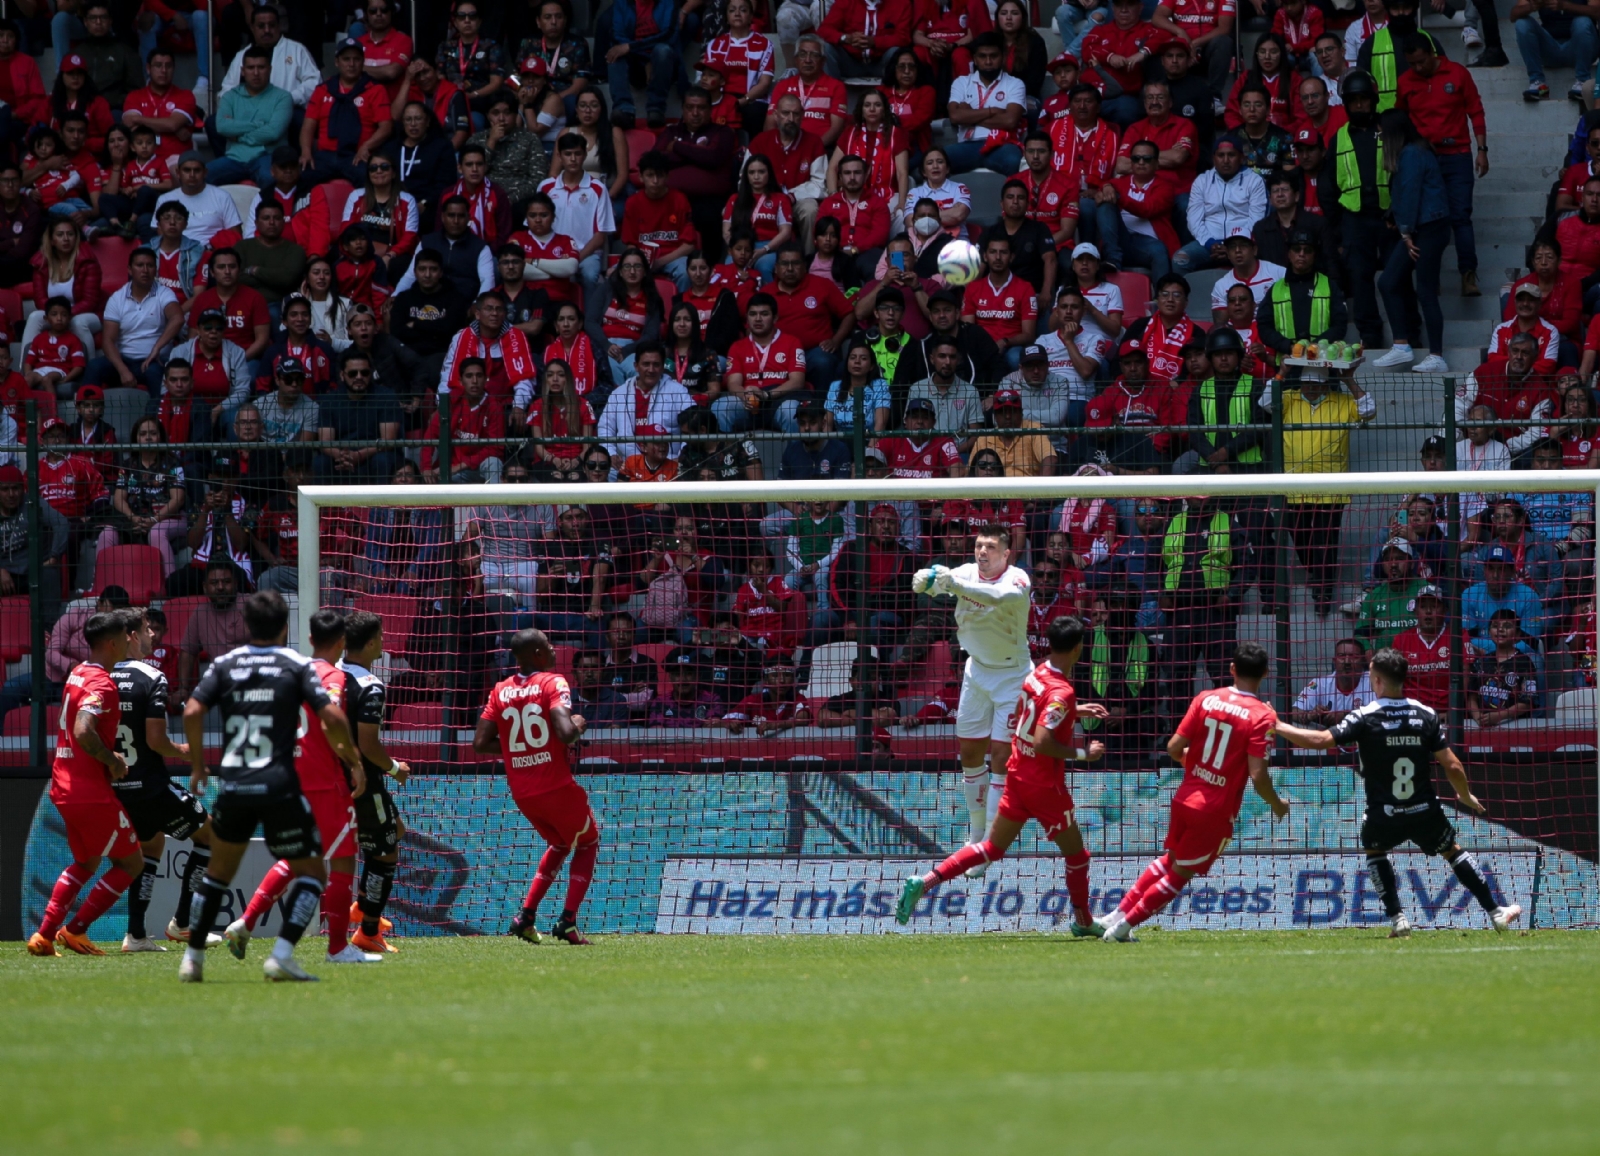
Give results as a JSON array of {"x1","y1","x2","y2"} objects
[{"x1": 1, "y1": 0, "x2": 1597, "y2": 749}]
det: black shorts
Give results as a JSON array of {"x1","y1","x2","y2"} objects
[
  {"x1": 1361, "y1": 803, "x2": 1458, "y2": 857},
  {"x1": 354, "y1": 784, "x2": 400, "y2": 856},
  {"x1": 120, "y1": 781, "x2": 207, "y2": 843},
  {"x1": 211, "y1": 773, "x2": 321, "y2": 860}
]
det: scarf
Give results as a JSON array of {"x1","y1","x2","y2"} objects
[
  {"x1": 444, "y1": 321, "x2": 537, "y2": 394},
  {"x1": 546, "y1": 333, "x2": 598, "y2": 397},
  {"x1": 325, "y1": 75, "x2": 374, "y2": 155},
  {"x1": 447, "y1": 177, "x2": 504, "y2": 247}
]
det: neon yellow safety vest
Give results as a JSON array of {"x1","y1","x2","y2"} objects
[
  {"x1": 1270, "y1": 274, "x2": 1331, "y2": 341},
  {"x1": 1082, "y1": 628, "x2": 1149, "y2": 730},
  {"x1": 1335, "y1": 125, "x2": 1389, "y2": 212},
  {"x1": 1198, "y1": 375, "x2": 1261, "y2": 463},
  {"x1": 1371, "y1": 28, "x2": 1398, "y2": 111}
]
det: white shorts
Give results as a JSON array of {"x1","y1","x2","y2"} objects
[{"x1": 954, "y1": 657, "x2": 1030, "y2": 743}]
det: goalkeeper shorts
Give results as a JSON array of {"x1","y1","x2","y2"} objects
[{"x1": 955, "y1": 657, "x2": 1030, "y2": 742}]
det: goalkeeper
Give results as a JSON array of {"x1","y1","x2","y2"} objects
[{"x1": 912, "y1": 525, "x2": 1034, "y2": 871}]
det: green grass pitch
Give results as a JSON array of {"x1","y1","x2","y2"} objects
[{"x1": 2, "y1": 930, "x2": 1595, "y2": 1155}]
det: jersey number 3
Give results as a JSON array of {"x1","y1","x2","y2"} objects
[
  {"x1": 501, "y1": 703, "x2": 550, "y2": 752},
  {"x1": 1199, "y1": 717, "x2": 1233, "y2": 771}
]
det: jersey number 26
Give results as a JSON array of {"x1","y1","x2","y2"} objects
[{"x1": 501, "y1": 703, "x2": 550, "y2": 752}]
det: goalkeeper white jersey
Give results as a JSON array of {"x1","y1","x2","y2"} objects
[{"x1": 947, "y1": 563, "x2": 1033, "y2": 669}]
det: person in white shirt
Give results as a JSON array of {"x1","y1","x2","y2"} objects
[
  {"x1": 904, "y1": 147, "x2": 972, "y2": 237},
  {"x1": 153, "y1": 154, "x2": 245, "y2": 245},
  {"x1": 218, "y1": 5, "x2": 322, "y2": 107},
  {"x1": 945, "y1": 35, "x2": 1026, "y2": 175},
  {"x1": 912, "y1": 526, "x2": 1034, "y2": 856},
  {"x1": 595, "y1": 343, "x2": 691, "y2": 469},
  {"x1": 1209, "y1": 229, "x2": 1286, "y2": 319},
  {"x1": 1038, "y1": 286, "x2": 1113, "y2": 420},
  {"x1": 538, "y1": 133, "x2": 617, "y2": 289},
  {"x1": 90, "y1": 247, "x2": 183, "y2": 391},
  {"x1": 1456, "y1": 402, "x2": 1513, "y2": 528},
  {"x1": 1292, "y1": 639, "x2": 1375, "y2": 727},
  {"x1": 1176, "y1": 136, "x2": 1268, "y2": 275}
]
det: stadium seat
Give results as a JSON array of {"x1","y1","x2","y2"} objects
[
  {"x1": 93, "y1": 545, "x2": 164, "y2": 604},
  {"x1": 1554, "y1": 688, "x2": 1595, "y2": 729},
  {"x1": 655, "y1": 277, "x2": 678, "y2": 308},
  {"x1": 221, "y1": 184, "x2": 259, "y2": 224},
  {"x1": 101, "y1": 387, "x2": 148, "y2": 440},
  {"x1": 1109, "y1": 271, "x2": 1152, "y2": 321},
  {"x1": 390, "y1": 701, "x2": 443, "y2": 729},
  {"x1": 91, "y1": 235, "x2": 137, "y2": 294},
  {"x1": 3, "y1": 703, "x2": 57, "y2": 735},
  {"x1": 626, "y1": 129, "x2": 658, "y2": 186},
  {"x1": 158, "y1": 595, "x2": 207, "y2": 652},
  {"x1": 0, "y1": 595, "x2": 31, "y2": 662},
  {"x1": 805, "y1": 641, "x2": 869, "y2": 701},
  {"x1": 961, "y1": 170, "x2": 1010, "y2": 227},
  {"x1": 362, "y1": 593, "x2": 420, "y2": 656},
  {"x1": 0, "y1": 287, "x2": 21, "y2": 338}
]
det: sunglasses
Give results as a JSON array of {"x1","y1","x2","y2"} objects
[
  {"x1": 368, "y1": 162, "x2": 393, "y2": 171},
  {"x1": 456, "y1": 9, "x2": 480, "y2": 17},
  {"x1": 583, "y1": 461, "x2": 609, "y2": 472}
]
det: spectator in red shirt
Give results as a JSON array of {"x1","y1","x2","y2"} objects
[
  {"x1": 914, "y1": 0, "x2": 993, "y2": 86},
  {"x1": 764, "y1": 36, "x2": 850, "y2": 149},
  {"x1": 816, "y1": 154, "x2": 893, "y2": 281},
  {"x1": 1116, "y1": 81, "x2": 1198, "y2": 200},
  {"x1": 818, "y1": 0, "x2": 915, "y2": 80},
  {"x1": 1102, "y1": 140, "x2": 1179, "y2": 275},
  {"x1": 0, "y1": 20, "x2": 49, "y2": 132},
  {"x1": 813, "y1": 503, "x2": 916, "y2": 649},
  {"x1": 1272, "y1": 0, "x2": 1323, "y2": 72},
  {"x1": 623, "y1": 150, "x2": 701, "y2": 291},
  {"x1": 769, "y1": 246, "x2": 856, "y2": 388},
  {"x1": 188, "y1": 248, "x2": 272, "y2": 374},
  {"x1": 719, "y1": 291, "x2": 810, "y2": 433},
  {"x1": 421, "y1": 357, "x2": 506, "y2": 482},
  {"x1": 1151, "y1": 0, "x2": 1236, "y2": 100},
  {"x1": 1558, "y1": 176, "x2": 1600, "y2": 302},
  {"x1": 1050, "y1": 83, "x2": 1122, "y2": 265},
  {"x1": 1082, "y1": 0, "x2": 1164, "y2": 127},
  {"x1": 749, "y1": 92, "x2": 829, "y2": 245},
  {"x1": 880, "y1": 48, "x2": 937, "y2": 157},
  {"x1": 879, "y1": 396, "x2": 961, "y2": 476},
  {"x1": 961, "y1": 232, "x2": 1039, "y2": 370},
  {"x1": 37, "y1": 417, "x2": 109, "y2": 531},
  {"x1": 1508, "y1": 237, "x2": 1584, "y2": 348},
  {"x1": 24, "y1": 298, "x2": 88, "y2": 399},
  {"x1": 1557, "y1": 121, "x2": 1600, "y2": 215},
  {"x1": 299, "y1": 39, "x2": 393, "y2": 187}
]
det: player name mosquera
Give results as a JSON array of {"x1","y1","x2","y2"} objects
[{"x1": 498, "y1": 681, "x2": 556, "y2": 769}]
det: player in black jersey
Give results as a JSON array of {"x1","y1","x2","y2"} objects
[
  {"x1": 1278, "y1": 647, "x2": 1523, "y2": 937},
  {"x1": 180, "y1": 591, "x2": 362, "y2": 983},
  {"x1": 340, "y1": 610, "x2": 410, "y2": 955},
  {"x1": 110, "y1": 609, "x2": 219, "y2": 953}
]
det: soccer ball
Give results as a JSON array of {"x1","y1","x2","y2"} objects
[{"x1": 937, "y1": 240, "x2": 983, "y2": 287}]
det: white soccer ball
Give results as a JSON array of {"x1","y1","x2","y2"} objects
[{"x1": 937, "y1": 240, "x2": 983, "y2": 287}]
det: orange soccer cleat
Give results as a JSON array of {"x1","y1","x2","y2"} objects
[
  {"x1": 55, "y1": 929, "x2": 105, "y2": 956},
  {"x1": 350, "y1": 928, "x2": 397, "y2": 954},
  {"x1": 26, "y1": 932, "x2": 58, "y2": 957},
  {"x1": 349, "y1": 903, "x2": 393, "y2": 935}
]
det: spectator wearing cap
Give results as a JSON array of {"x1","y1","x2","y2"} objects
[
  {"x1": 645, "y1": 646, "x2": 727, "y2": 726},
  {"x1": 1208, "y1": 228, "x2": 1284, "y2": 322},
  {"x1": 920, "y1": 287, "x2": 1002, "y2": 388},
  {"x1": 1326, "y1": 72, "x2": 1399, "y2": 352},
  {"x1": 154, "y1": 154, "x2": 245, "y2": 247},
  {"x1": 0, "y1": 462, "x2": 67, "y2": 599},
  {"x1": 1467, "y1": 498, "x2": 1564, "y2": 608},
  {"x1": 1463, "y1": 544, "x2": 1545, "y2": 652},
  {"x1": 421, "y1": 355, "x2": 505, "y2": 483},
  {"x1": 1355, "y1": 537, "x2": 1424, "y2": 648},
  {"x1": 1081, "y1": 341, "x2": 1175, "y2": 472},
  {"x1": 1150, "y1": 0, "x2": 1236, "y2": 100},
  {"x1": 969, "y1": 390, "x2": 1057, "y2": 477},
  {"x1": 168, "y1": 308, "x2": 251, "y2": 425},
  {"x1": 1256, "y1": 228, "x2": 1349, "y2": 368},
  {"x1": 256, "y1": 357, "x2": 320, "y2": 445},
  {"x1": 66, "y1": 384, "x2": 118, "y2": 486},
  {"x1": 777, "y1": 402, "x2": 853, "y2": 492},
  {"x1": 1001, "y1": 344, "x2": 1074, "y2": 448},
  {"x1": 905, "y1": 336, "x2": 984, "y2": 451},
  {"x1": 1176, "y1": 136, "x2": 1268, "y2": 275},
  {"x1": 318, "y1": 349, "x2": 402, "y2": 482},
  {"x1": 854, "y1": 283, "x2": 926, "y2": 411},
  {"x1": 220, "y1": 5, "x2": 320, "y2": 109},
  {"x1": 36, "y1": 418, "x2": 109, "y2": 585},
  {"x1": 1391, "y1": 583, "x2": 1451, "y2": 710},
  {"x1": 1038, "y1": 285, "x2": 1113, "y2": 425},
  {"x1": 1489, "y1": 284, "x2": 1563, "y2": 370},
  {"x1": 1184, "y1": 328, "x2": 1266, "y2": 475},
  {"x1": 1291, "y1": 639, "x2": 1374, "y2": 728},
  {"x1": 208, "y1": 45, "x2": 293, "y2": 187},
  {"x1": 1253, "y1": 170, "x2": 1335, "y2": 271},
  {"x1": 87, "y1": 246, "x2": 183, "y2": 393},
  {"x1": 299, "y1": 39, "x2": 393, "y2": 188},
  {"x1": 1288, "y1": 127, "x2": 1332, "y2": 216},
  {"x1": 946, "y1": 34, "x2": 1026, "y2": 175}
]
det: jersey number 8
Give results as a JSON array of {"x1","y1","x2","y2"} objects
[
  {"x1": 1392, "y1": 756, "x2": 1416, "y2": 800},
  {"x1": 501, "y1": 703, "x2": 550, "y2": 752}
]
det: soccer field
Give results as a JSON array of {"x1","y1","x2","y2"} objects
[{"x1": 2, "y1": 931, "x2": 1594, "y2": 1156}]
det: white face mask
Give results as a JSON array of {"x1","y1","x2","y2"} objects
[{"x1": 912, "y1": 216, "x2": 941, "y2": 237}]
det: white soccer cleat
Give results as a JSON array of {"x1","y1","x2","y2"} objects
[
  {"x1": 1389, "y1": 913, "x2": 1412, "y2": 938},
  {"x1": 168, "y1": 918, "x2": 223, "y2": 948},
  {"x1": 122, "y1": 934, "x2": 167, "y2": 953},
  {"x1": 1413, "y1": 354, "x2": 1450, "y2": 373},
  {"x1": 1103, "y1": 918, "x2": 1136, "y2": 943},
  {"x1": 264, "y1": 954, "x2": 319, "y2": 982},
  {"x1": 1373, "y1": 345, "x2": 1415, "y2": 368},
  {"x1": 1093, "y1": 911, "x2": 1119, "y2": 931},
  {"x1": 326, "y1": 945, "x2": 384, "y2": 964},
  {"x1": 1490, "y1": 904, "x2": 1523, "y2": 932},
  {"x1": 178, "y1": 955, "x2": 203, "y2": 983},
  {"x1": 223, "y1": 919, "x2": 251, "y2": 960},
  {"x1": 962, "y1": 842, "x2": 989, "y2": 878}
]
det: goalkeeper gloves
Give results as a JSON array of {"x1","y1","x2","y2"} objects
[{"x1": 912, "y1": 564, "x2": 950, "y2": 596}]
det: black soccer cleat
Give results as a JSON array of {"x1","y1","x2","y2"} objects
[
  {"x1": 509, "y1": 916, "x2": 542, "y2": 945},
  {"x1": 550, "y1": 917, "x2": 592, "y2": 945}
]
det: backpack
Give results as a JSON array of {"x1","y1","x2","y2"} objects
[{"x1": 641, "y1": 564, "x2": 689, "y2": 629}]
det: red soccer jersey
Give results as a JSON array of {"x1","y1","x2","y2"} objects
[
  {"x1": 771, "y1": 274, "x2": 850, "y2": 348},
  {"x1": 1118, "y1": 115, "x2": 1198, "y2": 191},
  {"x1": 878, "y1": 433, "x2": 960, "y2": 478},
  {"x1": 1049, "y1": 117, "x2": 1120, "y2": 194},
  {"x1": 1271, "y1": 4, "x2": 1324, "y2": 52},
  {"x1": 188, "y1": 287, "x2": 270, "y2": 351},
  {"x1": 38, "y1": 452, "x2": 107, "y2": 518},
  {"x1": 123, "y1": 84, "x2": 200, "y2": 159},
  {"x1": 511, "y1": 229, "x2": 581, "y2": 306},
  {"x1": 482, "y1": 670, "x2": 575, "y2": 798},
  {"x1": 701, "y1": 31, "x2": 774, "y2": 95},
  {"x1": 306, "y1": 79, "x2": 389, "y2": 154},
  {"x1": 621, "y1": 189, "x2": 701, "y2": 262},
  {"x1": 747, "y1": 128, "x2": 826, "y2": 194},
  {"x1": 1163, "y1": 0, "x2": 1235, "y2": 34},
  {"x1": 1005, "y1": 660, "x2": 1079, "y2": 790},
  {"x1": 1018, "y1": 168, "x2": 1080, "y2": 235},
  {"x1": 733, "y1": 576, "x2": 803, "y2": 650},
  {"x1": 1081, "y1": 21, "x2": 1166, "y2": 93},
  {"x1": 768, "y1": 73, "x2": 849, "y2": 139},
  {"x1": 721, "y1": 190, "x2": 792, "y2": 244},
  {"x1": 50, "y1": 661, "x2": 119, "y2": 804},
  {"x1": 122, "y1": 154, "x2": 168, "y2": 191},
  {"x1": 295, "y1": 658, "x2": 349, "y2": 793},
  {"x1": 727, "y1": 330, "x2": 806, "y2": 390},
  {"x1": 963, "y1": 272, "x2": 1037, "y2": 346},
  {"x1": 1027, "y1": 589, "x2": 1083, "y2": 660},
  {"x1": 1562, "y1": 431, "x2": 1598, "y2": 468},
  {"x1": 357, "y1": 27, "x2": 415, "y2": 100},
  {"x1": 1392, "y1": 626, "x2": 1452, "y2": 713},
  {"x1": 816, "y1": 190, "x2": 892, "y2": 253},
  {"x1": 27, "y1": 330, "x2": 86, "y2": 377},
  {"x1": 1172, "y1": 686, "x2": 1277, "y2": 818}
]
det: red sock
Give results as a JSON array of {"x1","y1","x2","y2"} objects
[
  {"x1": 925, "y1": 839, "x2": 1003, "y2": 885},
  {"x1": 1126, "y1": 874, "x2": 1185, "y2": 928},
  {"x1": 522, "y1": 846, "x2": 568, "y2": 914},
  {"x1": 1120, "y1": 856, "x2": 1169, "y2": 914},
  {"x1": 244, "y1": 860, "x2": 294, "y2": 930},
  {"x1": 65, "y1": 866, "x2": 134, "y2": 936},
  {"x1": 324, "y1": 870, "x2": 355, "y2": 955},
  {"x1": 1064, "y1": 850, "x2": 1091, "y2": 923},
  {"x1": 563, "y1": 840, "x2": 599, "y2": 915},
  {"x1": 38, "y1": 863, "x2": 93, "y2": 939}
]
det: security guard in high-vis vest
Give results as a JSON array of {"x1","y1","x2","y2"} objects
[
  {"x1": 1257, "y1": 228, "x2": 1350, "y2": 373},
  {"x1": 1326, "y1": 70, "x2": 1405, "y2": 350},
  {"x1": 1356, "y1": 0, "x2": 1437, "y2": 111},
  {"x1": 1186, "y1": 327, "x2": 1268, "y2": 472}
]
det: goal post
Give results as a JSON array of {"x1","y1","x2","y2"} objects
[{"x1": 294, "y1": 470, "x2": 1600, "y2": 934}]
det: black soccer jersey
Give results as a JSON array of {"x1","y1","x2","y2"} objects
[
  {"x1": 341, "y1": 661, "x2": 388, "y2": 777},
  {"x1": 110, "y1": 659, "x2": 171, "y2": 795},
  {"x1": 1328, "y1": 697, "x2": 1449, "y2": 812},
  {"x1": 191, "y1": 646, "x2": 332, "y2": 783}
]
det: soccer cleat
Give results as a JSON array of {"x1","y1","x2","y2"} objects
[
  {"x1": 551, "y1": 918, "x2": 592, "y2": 945},
  {"x1": 167, "y1": 919, "x2": 222, "y2": 947},
  {"x1": 1524, "y1": 81, "x2": 1550, "y2": 102},
  {"x1": 1068, "y1": 921, "x2": 1100, "y2": 938},
  {"x1": 1373, "y1": 345, "x2": 1414, "y2": 368},
  {"x1": 351, "y1": 903, "x2": 393, "y2": 935},
  {"x1": 223, "y1": 919, "x2": 251, "y2": 961},
  {"x1": 1414, "y1": 355, "x2": 1451, "y2": 373},
  {"x1": 1103, "y1": 918, "x2": 1136, "y2": 943},
  {"x1": 963, "y1": 843, "x2": 988, "y2": 879},
  {"x1": 55, "y1": 929, "x2": 105, "y2": 956},
  {"x1": 263, "y1": 954, "x2": 318, "y2": 982},
  {"x1": 26, "y1": 932, "x2": 58, "y2": 957},
  {"x1": 509, "y1": 919, "x2": 543, "y2": 945},
  {"x1": 1093, "y1": 911, "x2": 1119, "y2": 931},
  {"x1": 351, "y1": 928, "x2": 397, "y2": 954},
  {"x1": 326, "y1": 945, "x2": 384, "y2": 964},
  {"x1": 122, "y1": 935, "x2": 167, "y2": 953},
  {"x1": 178, "y1": 955, "x2": 203, "y2": 983},
  {"x1": 1389, "y1": 913, "x2": 1412, "y2": 938},
  {"x1": 894, "y1": 876, "x2": 925, "y2": 925},
  {"x1": 1490, "y1": 903, "x2": 1523, "y2": 932}
]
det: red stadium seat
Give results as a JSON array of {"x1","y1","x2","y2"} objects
[
  {"x1": 655, "y1": 277, "x2": 678, "y2": 308},
  {"x1": 4, "y1": 704, "x2": 57, "y2": 735},
  {"x1": 390, "y1": 702, "x2": 443, "y2": 729},
  {"x1": 25, "y1": 390, "x2": 58, "y2": 421},
  {"x1": 626, "y1": 128, "x2": 658, "y2": 186},
  {"x1": 0, "y1": 595, "x2": 31, "y2": 662},
  {"x1": 93, "y1": 545, "x2": 165, "y2": 604},
  {"x1": 1109, "y1": 271, "x2": 1152, "y2": 321},
  {"x1": 636, "y1": 642, "x2": 675, "y2": 698},
  {"x1": 158, "y1": 596, "x2": 207, "y2": 654},
  {"x1": 362, "y1": 593, "x2": 419, "y2": 657},
  {"x1": 0, "y1": 287, "x2": 22, "y2": 338},
  {"x1": 553, "y1": 644, "x2": 576, "y2": 679},
  {"x1": 91, "y1": 235, "x2": 138, "y2": 295}
]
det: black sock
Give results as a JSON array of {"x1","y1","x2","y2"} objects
[
  {"x1": 127, "y1": 856, "x2": 159, "y2": 939},
  {"x1": 558, "y1": 908, "x2": 576, "y2": 925},
  {"x1": 357, "y1": 859, "x2": 395, "y2": 936},
  {"x1": 1367, "y1": 853, "x2": 1402, "y2": 918},
  {"x1": 188, "y1": 875, "x2": 229, "y2": 948},
  {"x1": 1448, "y1": 850, "x2": 1498, "y2": 913},
  {"x1": 176, "y1": 847, "x2": 210, "y2": 931},
  {"x1": 278, "y1": 877, "x2": 325, "y2": 947}
]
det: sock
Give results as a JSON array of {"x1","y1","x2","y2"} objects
[
  {"x1": 1448, "y1": 850, "x2": 1498, "y2": 913},
  {"x1": 521, "y1": 845, "x2": 568, "y2": 922},
  {"x1": 960, "y1": 764, "x2": 988, "y2": 843},
  {"x1": 985, "y1": 771, "x2": 1006, "y2": 830},
  {"x1": 1126, "y1": 873, "x2": 1185, "y2": 928},
  {"x1": 924, "y1": 839, "x2": 1003, "y2": 886},
  {"x1": 324, "y1": 870, "x2": 355, "y2": 955},
  {"x1": 274, "y1": 876, "x2": 325, "y2": 955},
  {"x1": 64, "y1": 866, "x2": 134, "y2": 936},
  {"x1": 188, "y1": 875, "x2": 230, "y2": 952},
  {"x1": 1064, "y1": 850, "x2": 1091, "y2": 924},
  {"x1": 1367, "y1": 853, "x2": 1403, "y2": 918},
  {"x1": 174, "y1": 846, "x2": 210, "y2": 931},
  {"x1": 357, "y1": 859, "x2": 396, "y2": 937},
  {"x1": 243, "y1": 860, "x2": 293, "y2": 931},
  {"x1": 127, "y1": 856, "x2": 160, "y2": 939},
  {"x1": 38, "y1": 863, "x2": 93, "y2": 939},
  {"x1": 563, "y1": 840, "x2": 599, "y2": 917},
  {"x1": 1120, "y1": 857, "x2": 1169, "y2": 914}
]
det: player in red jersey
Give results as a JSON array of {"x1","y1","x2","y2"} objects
[
  {"x1": 896, "y1": 617, "x2": 1108, "y2": 932},
  {"x1": 1100, "y1": 642, "x2": 1289, "y2": 941},
  {"x1": 28, "y1": 610, "x2": 143, "y2": 957},
  {"x1": 474, "y1": 628, "x2": 595, "y2": 945}
]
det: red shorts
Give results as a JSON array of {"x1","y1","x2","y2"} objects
[
  {"x1": 996, "y1": 776, "x2": 1076, "y2": 840},
  {"x1": 304, "y1": 786, "x2": 358, "y2": 860},
  {"x1": 56, "y1": 799, "x2": 139, "y2": 863},
  {"x1": 514, "y1": 780, "x2": 599, "y2": 850},
  {"x1": 1164, "y1": 805, "x2": 1234, "y2": 876}
]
